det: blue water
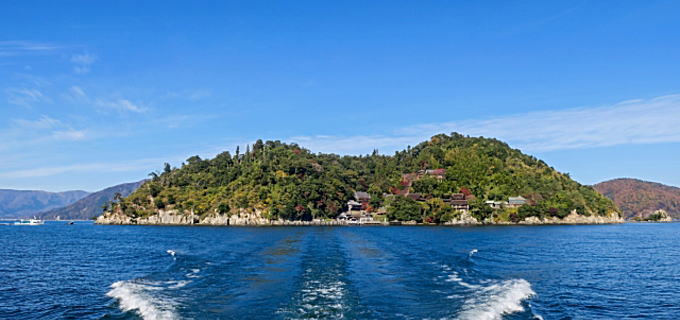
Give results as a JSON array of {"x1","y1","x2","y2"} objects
[{"x1": 1, "y1": 222, "x2": 679, "y2": 319}]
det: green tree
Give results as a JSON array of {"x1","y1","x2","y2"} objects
[{"x1": 386, "y1": 196, "x2": 423, "y2": 222}]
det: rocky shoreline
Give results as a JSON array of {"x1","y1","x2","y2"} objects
[{"x1": 95, "y1": 208, "x2": 624, "y2": 226}]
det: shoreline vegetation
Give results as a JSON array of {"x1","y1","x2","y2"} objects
[
  {"x1": 97, "y1": 133, "x2": 622, "y2": 226},
  {"x1": 96, "y1": 210, "x2": 623, "y2": 226}
]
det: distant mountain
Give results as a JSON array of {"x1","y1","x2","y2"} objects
[
  {"x1": 0, "y1": 189, "x2": 89, "y2": 218},
  {"x1": 38, "y1": 181, "x2": 145, "y2": 220},
  {"x1": 594, "y1": 178, "x2": 680, "y2": 219}
]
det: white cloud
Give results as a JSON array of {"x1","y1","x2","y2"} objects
[
  {"x1": 52, "y1": 129, "x2": 86, "y2": 141},
  {"x1": 1, "y1": 116, "x2": 88, "y2": 149},
  {"x1": 5, "y1": 87, "x2": 46, "y2": 107},
  {"x1": 96, "y1": 98, "x2": 146, "y2": 113},
  {"x1": 12, "y1": 115, "x2": 61, "y2": 129},
  {"x1": 69, "y1": 85, "x2": 86, "y2": 98},
  {"x1": 70, "y1": 53, "x2": 96, "y2": 74},
  {"x1": 288, "y1": 94, "x2": 680, "y2": 155},
  {"x1": 0, "y1": 41, "x2": 61, "y2": 56},
  {"x1": 67, "y1": 87, "x2": 146, "y2": 113},
  {"x1": 0, "y1": 157, "x2": 174, "y2": 179}
]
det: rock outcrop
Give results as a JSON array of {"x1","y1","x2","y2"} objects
[
  {"x1": 97, "y1": 208, "x2": 623, "y2": 226},
  {"x1": 644, "y1": 209, "x2": 673, "y2": 222},
  {"x1": 653, "y1": 209, "x2": 673, "y2": 222},
  {"x1": 516, "y1": 211, "x2": 623, "y2": 225},
  {"x1": 443, "y1": 211, "x2": 480, "y2": 225},
  {"x1": 96, "y1": 208, "x2": 347, "y2": 226}
]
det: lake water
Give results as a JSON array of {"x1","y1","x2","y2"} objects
[{"x1": 1, "y1": 222, "x2": 679, "y2": 319}]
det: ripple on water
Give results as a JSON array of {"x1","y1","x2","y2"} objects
[{"x1": 4, "y1": 224, "x2": 680, "y2": 319}]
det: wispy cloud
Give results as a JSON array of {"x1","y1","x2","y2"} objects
[
  {"x1": 51, "y1": 129, "x2": 86, "y2": 141},
  {"x1": 0, "y1": 158, "x2": 164, "y2": 179},
  {"x1": 289, "y1": 94, "x2": 680, "y2": 154},
  {"x1": 0, "y1": 41, "x2": 62, "y2": 57},
  {"x1": 1, "y1": 115, "x2": 88, "y2": 150},
  {"x1": 151, "y1": 113, "x2": 217, "y2": 129},
  {"x1": 96, "y1": 98, "x2": 146, "y2": 113},
  {"x1": 5, "y1": 87, "x2": 48, "y2": 107},
  {"x1": 162, "y1": 89, "x2": 212, "y2": 101},
  {"x1": 69, "y1": 85, "x2": 86, "y2": 98},
  {"x1": 65, "y1": 86, "x2": 146, "y2": 113},
  {"x1": 12, "y1": 115, "x2": 60, "y2": 129},
  {"x1": 70, "y1": 53, "x2": 96, "y2": 74}
]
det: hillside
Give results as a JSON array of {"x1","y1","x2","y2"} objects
[
  {"x1": 594, "y1": 178, "x2": 680, "y2": 219},
  {"x1": 0, "y1": 189, "x2": 89, "y2": 218},
  {"x1": 100, "y1": 133, "x2": 619, "y2": 225},
  {"x1": 37, "y1": 181, "x2": 145, "y2": 220}
]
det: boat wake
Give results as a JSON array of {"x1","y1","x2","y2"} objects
[
  {"x1": 440, "y1": 265, "x2": 537, "y2": 320},
  {"x1": 106, "y1": 250, "x2": 201, "y2": 320},
  {"x1": 277, "y1": 266, "x2": 350, "y2": 319},
  {"x1": 300, "y1": 277, "x2": 347, "y2": 316},
  {"x1": 106, "y1": 280, "x2": 179, "y2": 320},
  {"x1": 455, "y1": 278, "x2": 536, "y2": 320}
]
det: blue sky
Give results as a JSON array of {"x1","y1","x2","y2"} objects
[{"x1": 1, "y1": 1, "x2": 680, "y2": 191}]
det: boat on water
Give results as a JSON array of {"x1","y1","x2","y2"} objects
[{"x1": 14, "y1": 218, "x2": 44, "y2": 226}]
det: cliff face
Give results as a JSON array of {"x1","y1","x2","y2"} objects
[{"x1": 594, "y1": 178, "x2": 680, "y2": 219}]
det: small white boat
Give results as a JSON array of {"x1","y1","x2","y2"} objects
[{"x1": 14, "y1": 218, "x2": 44, "y2": 226}]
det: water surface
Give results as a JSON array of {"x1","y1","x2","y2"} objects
[{"x1": 1, "y1": 222, "x2": 679, "y2": 319}]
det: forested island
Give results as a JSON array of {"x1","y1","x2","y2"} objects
[{"x1": 96, "y1": 133, "x2": 622, "y2": 226}]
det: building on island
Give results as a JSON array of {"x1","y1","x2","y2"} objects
[
  {"x1": 485, "y1": 196, "x2": 527, "y2": 209},
  {"x1": 346, "y1": 200, "x2": 363, "y2": 212},
  {"x1": 507, "y1": 196, "x2": 528, "y2": 208},
  {"x1": 424, "y1": 168, "x2": 446, "y2": 180},
  {"x1": 401, "y1": 168, "x2": 447, "y2": 188},
  {"x1": 342, "y1": 170, "x2": 480, "y2": 224},
  {"x1": 485, "y1": 200, "x2": 507, "y2": 210},
  {"x1": 342, "y1": 191, "x2": 378, "y2": 223},
  {"x1": 448, "y1": 193, "x2": 470, "y2": 211}
]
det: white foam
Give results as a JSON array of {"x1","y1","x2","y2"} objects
[
  {"x1": 455, "y1": 278, "x2": 536, "y2": 320},
  {"x1": 300, "y1": 280, "x2": 346, "y2": 302},
  {"x1": 469, "y1": 249, "x2": 478, "y2": 257},
  {"x1": 279, "y1": 270, "x2": 348, "y2": 319},
  {"x1": 167, "y1": 280, "x2": 190, "y2": 289},
  {"x1": 442, "y1": 267, "x2": 479, "y2": 289},
  {"x1": 166, "y1": 250, "x2": 176, "y2": 257},
  {"x1": 438, "y1": 264, "x2": 536, "y2": 319},
  {"x1": 107, "y1": 280, "x2": 178, "y2": 320},
  {"x1": 186, "y1": 268, "x2": 201, "y2": 278}
]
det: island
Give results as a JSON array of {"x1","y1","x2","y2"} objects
[
  {"x1": 96, "y1": 133, "x2": 622, "y2": 226},
  {"x1": 631, "y1": 209, "x2": 673, "y2": 222}
]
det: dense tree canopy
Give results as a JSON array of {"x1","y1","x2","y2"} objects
[{"x1": 107, "y1": 133, "x2": 618, "y2": 221}]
